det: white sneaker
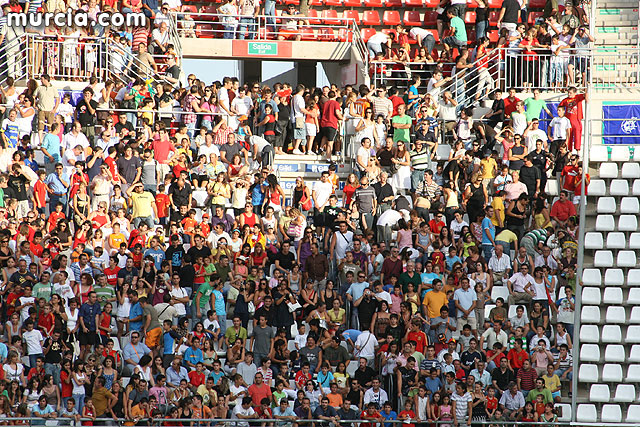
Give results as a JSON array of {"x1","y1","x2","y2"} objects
[
  {"x1": 292, "y1": 149, "x2": 304, "y2": 155},
  {"x1": 308, "y1": 150, "x2": 316, "y2": 155}
]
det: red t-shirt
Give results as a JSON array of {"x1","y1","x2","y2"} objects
[
  {"x1": 48, "y1": 211, "x2": 66, "y2": 230},
  {"x1": 507, "y1": 348, "x2": 529, "y2": 369},
  {"x1": 320, "y1": 99, "x2": 341, "y2": 129},
  {"x1": 155, "y1": 194, "x2": 170, "y2": 218},
  {"x1": 30, "y1": 243, "x2": 43, "y2": 258},
  {"x1": 33, "y1": 180, "x2": 47, "y2": 208},
  {"x1": 104, "y1": 266, "x2": 120, "y2": 287},
  {"x1": 152, "y1": 139, "x2": 175, "y2": 163},
  {"x1": 407, "y1": 331, "x2": 428, "y2": 354},
  {"x1": 503, "y1": 96, "x2": 521, "y2": 117},
  {"x1": 60, "y1": 370, "x2": 73, "y2": 397},
  {"x1": 188, "y1": 370, "x2": 205, "y2": 387},
  {"x1": 398, "y1": 410, "x2": 415, "y2": 427},
  {"x1": 389, "y1": 95, "x2": 405, "y2": 117},
  {"x1": 561, "y1": 164, "x2": 579, "y2": 191},
  {"x1": 248, "y1": 383, "x2": 272, "y2": 407},
  {"x1": 558, "y1": 93, "x2": 585, "y2": 121}
]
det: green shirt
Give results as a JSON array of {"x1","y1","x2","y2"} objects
[
  {"x1": 196, "y1": 282, "x2": 213, "y2": 309},
  {"x1": 392, "y1": 114, "x2": 412, "y2": 143},
  {"x1": 33, "y1": 282, "x2": 54, "y2": 300},
  {"x1": 204, "y1": 263, "x2": 217, "y2": 284},
  {"x1": 524, "y1": 97, "x2": 547, "y2": 122},
  {"x1": 95, "y1": 285, "x2": 116, "y2": 308},
  {"x1": 526, "y1": 387, "x2": 553, "y2": 404},
  {"x1": 224, "y1": 326, "x2": 247, "y2": 345},
  {"x1": 450, "y1": 16, "x2": 467, "y2": 42}
]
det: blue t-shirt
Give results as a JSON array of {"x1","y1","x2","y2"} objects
[
  {"x1": 425, "y1": 376, "x2": 443, "y2": 396},
  {"x1": 2, "y1": 119, "x2": 19, "y2": 149},
  {"x1": 381, "y1": 410, "x2": 397, "y2": 427},
  {"x1": 445, "y1": 255, "x2": 462, "y2": 271},
  {"x1": 212, "y1": 289, "x2": 225, "y2": 315},
  {"x1": 144, "y1": 248, "x2": 166, "y2": 270},
  {"x1": 78, "y1": 302, "x2": 101, "y2": 331},
  {"x1": 341, "y1": 329, "x2": 362, "y2": 343},
  {"x1": 251, "y1": 183, "x2": 266, "y2": 206},
  {"x1": 42, "y1": 133, "x2": 61, "y2": 163},
  {"x1": 209, "y1": 370, "x2": 225, "y2": 385},
  {"x1": 421, "y1": 272, "x2": 439, "y2": 285},
  {"x1": 31, "y1": 404, "x2": 54, "y2": 425},
  {"x1": 183, "y1": 346, "x2": 203, "y2": 366},
  {"x1": 481, "y1": 217, "x2": 495, "y2": 245},
  {"x1": 129, "y1": 302, "x2": 143, "y2": 331}
]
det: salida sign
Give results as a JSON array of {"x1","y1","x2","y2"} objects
[
  {"x1": 232, "y1": 40, "x2": 293, "y2": 58},
  {"x1": 248, "y1": 42, "x2": 278, "y2": 55}
]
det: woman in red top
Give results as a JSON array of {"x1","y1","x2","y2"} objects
[
  {"x1": 250, "y1": 243, "x2": 268, "y2": 271},
  {"x1": 75, "y1": 273, "x2": 95, "y2": 305},
  {"x1": 60, "y1": 359, "x2": 73, "y2": 401},
  {"x1": 88, "y1": 203, "x2": 109, "y2": 230},
  {"x1": 257, "y1": 104, "x2": 277, "y2": 146},
  {"x1": 72, "y1": 221, "x2": 92, "y2": 249},
  {"x1": 98, "y1": 303, "x2": 113, "y2": 345},
  {"x1": 475, "y1": 37, "x2": 493, "y2": 102},
  {"x1": 239, "y1": 203, "x2": 258, "y2": 228},
  {"x1": 264, "y1": 174, "x2": 285, "y2": 217},
  {"x1": 342, "y1": 173, "x2": 360, "y2": 207}
]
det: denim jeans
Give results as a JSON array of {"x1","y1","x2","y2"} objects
[
  {"x1": 45, "y1": 362, "x2": 61, "y2": 385},
  {"x1": 223, "y1": 24, "x2": 236, "y2": 39},
  {"x1": 482, "y1": 244, "x2": 494, "y2": 261},
  {"x1": 264, "y1": 0, "x2": 276, "y2": 31},
  {"x1": 29, "y1": 353, "x2": 43, "y2": 370},
  {"x1": 133, "y1": 215, "x2": 154, "y2": 229},
  {"x1": 367, "y1": 41, "x2": 383, "y2": 59},
  {"x1": 238, "y1": 17, "x2": 256, "y2": 39},
  {"x1": 420, "y1": 34, "x2": 436, "y2": 55},
  {"x1": 73, "y1": 393, "x2": 85, "y2": 414},
  {"x1": 476, "y1": 20, "x2": 488, "y2": 40},
  {"x1": 411, "y1": 169, "x2": 426, "y2": 191}
]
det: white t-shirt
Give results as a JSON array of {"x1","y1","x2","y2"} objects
[
  {"x1": 293, "y1": 93, "x2": 305, "y2": 118},
  {"x1": 356, "y1": 146, "x2": 370, "y2": 171},
  {"x1": 438, "y1": 100, "x2": 456, "y2": 121},
  {"x1": 170, "y1": 287, "x2": 188, "y2": 316},
  {"x1": 231, "y1": 96, "x2": 253, "y2": 117},
  {"x1": 218, "y1": 87, "x2": 230, "y2": 115},
  {"x1": 313, "y1": 180, "x2": 333, "y2": 208},
  {"x1": 427, "y1": 78, "x2": 442, "y2": 100},
  {"x1": 525, "y1": 129, "x2": 548, "y2": 152},
  {"x1": 232, "y1": 405, "x2": 255, "y2": 427},
  {"x1": 354, "y1": 331, "x2": 379, "y2": 358},
  {"x1": 18, "y1": 296, "x2": 35, "y2": 321},
  {"x1": 64, "y1": 307, "x2": 78, "y2": 330},
  {"x1": 23, "y1": 329, "x2": 44, "y2": 355},
  {"x1": 549, "y1": 116, "x2": 571, "y2": 140},
  {"x1": 409, "y1": 27, "x2": 430, "y2": 42},
  {"x1": 368, "y1": 32, "x2": 388, "y2": 45},
  {"x1": 511, "y1": 112, "x2": 527, "y2": 135}
]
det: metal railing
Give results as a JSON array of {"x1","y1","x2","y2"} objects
[{"x1": 174, "y1": 12, "x2": 357, "y2": 42}]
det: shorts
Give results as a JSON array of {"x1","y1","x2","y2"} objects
[
  {"x1": 145, "y1": 327, "x2": 162, "y2": 348},
  {"x1": 551, "y1": 391, "x2": 560, "y2": 399},
  {"x1": 294, "y1": 126, "x2": 306, "y2": 140},
  {"x1": 78, "y1": 330, "x2": 97, "y2": 346},
  {"x1": 456, "y1": 316, "x2": 478, "y2": 331},
  {"x1": 314, "y1": 208, "x2": 325, "y2": 227},
  {"x1": 321, "y1": 126, "x2": 338, "y2": 142},
  {"x1": 38, "y1": 110, "x2": 55, "y2": 131},
  {"x1": 305, "y1": 123, "x2": 317, "y2": 137}
]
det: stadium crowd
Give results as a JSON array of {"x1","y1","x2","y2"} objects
[{"x1": 0, "y1": 0, "x2": 592, "y2": 424}]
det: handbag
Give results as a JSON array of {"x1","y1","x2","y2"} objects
[
  {"x1": 295, "y1": 117, "x2": 305, "y2": 129},
  {"x1": 248, "y1": 301, "x2": 256, "y2": 315},
  {"x1": 287, "y1": 301, "x2": 302, "y2": 313},
  {"x1": 301, "y1": 191, "x2": 312, "y2": 211}
]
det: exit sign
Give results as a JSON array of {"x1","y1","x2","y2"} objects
[{"x1": 248, "y1": 42, "x2": 278, "y2": 55}]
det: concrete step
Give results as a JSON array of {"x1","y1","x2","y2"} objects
[{"x1": 598, "y1": 0, "x2": 640, "y2": 7}]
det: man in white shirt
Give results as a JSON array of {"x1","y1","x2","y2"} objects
[
  {"x1": 356, "y1": 137, "x2": 372, "y2": 177},
  {"x1": 366, "y1": 32, "x2": 391, "y2": 59},
  {"x1": 409, "y1": 27, "x2": 436, "y2": 58},
  {"x1": 313, "y1": 171, "x2": 334, "y2": 236},
  {"x1": 62, "y1": 122, "x2": 90, "y2": 155},
  {"x1": 232, "y1": 397, "x2": 257, "y2": 427},
  {"x1": 291, "y1": 84, "x2": 311, "y2": 154},
  {"x1": 363, "y1": 377, "x2": 388, "y2": 408},
  {"x1": 354, "y1": 330, "x2": 378, "y2": 365},
  {"x1": 488, "y1": 244, "x2": 511, "y2": 285},
  {"x1": 523, "y1": 119, "x2": 548, "y2": 152},
  {"x1": 506, "y1": 264, "x2": 535, "y2": 305},
  {"x1": 547, "y1": 105, "x2": 571, "y2": 156},
  {"x1": 438, "y1": 91, "x2": 458, "y2": 133}
]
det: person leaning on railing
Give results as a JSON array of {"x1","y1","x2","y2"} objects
[{"x1": 277, "y1": 5, "x2": 308, "y2": 42}]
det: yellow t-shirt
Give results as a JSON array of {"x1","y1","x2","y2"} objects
[
  {"x1": 495, "y1": 229, "x2": 517, "y2": 244},
  {"x1": 109, "y1": 233, "x2": 126, "y2": 249},
  {"x1": 423, "y1": 290, "x2": 448, "y2": 319},
  {"x1": 491, "y1": 197, "x2": 505, "y2": 227},
  {"x1": 480, "y1": 158, "x2": 497, "y2": 179},
  {"x1": 130, "y1": 191, "x2": 155, "y2": 219},
  {"x1": 543, "y1": 373, "x2": 561, "y2": 392}
]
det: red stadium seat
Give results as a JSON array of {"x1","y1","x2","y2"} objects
[
  {"x1": 488, "y1": 0, "x2": 501, "y2": 8},
  {"x1": 467, "y1": 0, "x2": 478, "y2": 7},
  {"x1": 383, "y1": 10, "x2": 401, "y2": 25},
  {"x1": 425, "y1": 28, "x2": 439, "y2": 41},
  {"x1": 310, "y1": 0, "x2": 323, "y2": 6},
  {"x1": 488, "y1": 29, "x2": 499, "y2": 42},
  {"x1": 318, "y1": 27, "x2": 338, "y2": 40},
  {"x1": 301, "y1": 27, "x2": 316, "y2": 40},
  {"x1": 528, "y1": 11, "x2": 543, "y2": 24},
  {"x1": 424, "y1": 0, "x2": 439, "y2": 7},
  {"x1": 403, "y1": 10, "x2": 422, "y2": 25},
  {"x1": 322, "y1": 9, "x2": 341, "y2": 24},
  {"x1": 344, "y1": 0, "x2": 362, "y2": 6},
  {"x1": 363, "y1": 10, "x2": 382, "y2": 25},
  {"x1": 195, "y1": 24, "x2": 214, "y2": 38},
  {"x1": 198, "y1": 6, "x2": 217, "y2": 21},
  {"x1": 405, "y1": 0, "x2": 423, "y2": 6},
  {"x1": 325, "y1": 0, "x2": 344, "y2": 6},
  {"x1": 360, "y1": 27, "x2": 377, "y2": 41},
  {"x1": 343, "y1": 9, "x2": 361, "y2": 24},
  {"x1": 464, "y1": 11, "x2": 476, "y2": 23},
  {"x1": 385, "y1": 0, "x2": 402, "y2": 6},
  {"x1": 381, "y1": 28, "x2": 397, "y2": 39},
  {"x1": 308, "y1": 9, "x2": 322, "y2": 24},
  {"x1": 423, "y1": 10, "x2": 438, "y2": 26},
  {"x1": 338, "y1": 28, "x2": 353, "y2": 41},
  {"x1": 181, "y1": 4, "x2": 197, "y2": 14},
  {"x1": 284, "y1": 0, "x2": 300, "y2": 5},
  {"x1": 488, "y1": 10, "x2": 499, "y2": 25},
  {"x1": 364, "y1": 0, "x2": 383, "y2": 7},
  {"x1": 529, "y1": 0, "x2": 545, "y2": 7}
]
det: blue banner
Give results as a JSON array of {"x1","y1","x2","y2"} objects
[{"x1": 603, "y1": 104, "x2": 640, "y2": 144}]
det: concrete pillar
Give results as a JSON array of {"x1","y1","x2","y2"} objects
[
  {"x1": 242, "y1": 60, "x2": 261, "y2": 85},
  {"x1": 298, "y1": 61, "x2": 316, "y2": 88}
]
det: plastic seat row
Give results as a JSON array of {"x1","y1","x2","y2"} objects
[
  {"x1": 581, "y1": 286, "x2": 634, "y2": 305},
  {"x1": 599, "y1": 162, "x2": 640, "y2": 179},
  {"x1": 589, "y1": 179, "x2": 640, "y2": 196},
  {"x1": 595, "y1": 214, "x2": 638, "y2": 232},
  {"x1": 580, "y1": 343, "x2": 640, "y2": 362},
  {"x1": 582, "y1": 305, "x2": 640, "y2": 323},
  {"x1": 590, "y1": 384, "x2": 639, "y2": 403},
  {"x1": 585, "y1": 231, "x2": 640, "y2": 249},
  {"x1": 582, "y1": 268, "x2": 640, "y2": 287},
  {"x1": 597, "y1": 197, "x2": 640, "y2": 214},
  {"x1": 593, "y1": 250, "x2": 637, "y2": 267},
  {"x1": 591, "y1": 145, "x2": 640, "y2": 162},
  {"x1": 578, "y1": 403, "x2": 640, "y2": 422},
  {"x1": 581, "y1": 324, "x2": 640, "y2": 343}
]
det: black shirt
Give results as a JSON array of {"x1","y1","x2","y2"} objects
[
  {"x1": 116, "y1": 156, "x2": 141, "y2": 184},
  {"x1": 519, "y1": 165, "x2": 541, "y2": 195},
  {"x1": 187, "y1": 245, "x2": 212, "y2": 261},
  {"x1": 169, "y1": 182, "x2": 192, "y2": 207},
  {"x1": 115, "y1": 121, "x2": 135, "y2": 136},
  {"x1": 337, "y1": 408, "x2": 359, "y2": 427},
  {"x1": 460, "y1": 350, "x2": 485, "y2": 371},
  {"x1": 43, "y1": 337, "x2": 64, "y2": 364},
  {"x1": 501, "y1": 0, "x2": 520, "y2": 23},
  {"x1": 165, "y1": 244, "x2": 185, "y2": 268},
  {"x1": 491, "y1": 367, "x2": 515, "y2": 391},
  {"x1": 7, "y1": 174, "x2": 28, "y2": 200},
  {"x1": 354, "y1": 366, "x2": 376, "y2": 387},
  {"x1": 376, "y1": 148, "x2": 394, "y2": 167},
  {"x1": 165, "y1": 65, "x2": 181, "y2": 80},
  {"x1": 275, "y1": 251, "x2": 296, "y2": 271},
  {"x1": 255, "y1": 305, "x2": 276, "y2": 326},
  {"x1": 487, "y1": 99, "x2": 505, "y2": 126},
  {"x1": 373, "y1": 182, "x2": 394, "y2": 204},
  {"x1": 76, "y1": 99, "x2": 98, "y2": 126}
]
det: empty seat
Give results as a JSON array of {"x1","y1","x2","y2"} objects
[
  {"x1": 342, "y1": 10, "x2": 360, "y2": 24},
  {"x1": 591, "y1": 145, "x2": 609, "y2": 162},
  {"x1": 607, "y1": 232, "x2": 626, "y2": 249},
  {"x1": 631, "y1": 345, "x2": 640, "y2": 362},
  {"x1": 596, "y1": 215, "x2": 615, "y2": 231},
  {"x1": 362, "y1": 10, "x2": 381, "y2": 25},
  {"x1": 630, "y1": 269, "x2": 640, "y2": 286},
  {"x1": 628, "y1": 326, "x2": 640, "y2": 343},
  {"x1": 604, "y1": 288, "x2": 624, "y2": 304},
  {"x1": 582, "y1": 287, "x2": 601, "y2": 305},
  {"x1": 464, "y1": 10, "x2": 476, "y2": 23},
  {"x1": 620, "y1": 215, "x2": 639, "y2": 231},
  {"x1": 403, "y1": 10, "x2": 422, "y2": 25},
  {"x1": 346, "y1": 360, "x2": 359, "y2": 376},
  {"x1": 579, "y1": 364, "x2": 599, "y2": 383},
  {"x1": 581, "y1": 306, "x2": 601, "y2": 323},
  {"x1": 364, "y1": 0, "x2": 382, "y2": 6},
  {"x1": 602, "y1": 404, "x2": 623, "y2": 422},
  {"x1": 594, "y1": 250, "x2": 614, "y2": 267},
  {"x1": 606, "y1": 344, "x2": 626, "y2": 362},
  {"x1": 630, "y1": 233, "x2": 640, "y2": 249},
  {"x1": 581, "y1": 344, "x2": 601, "y2": 362},
  {"x1": 490, "y1": 286, "x2": 509, "y2": 302},
  {"x1": 611, "y1": 145, "x2": 631, "y2": 161},
  {"x1": 405, "y1": 0, "x2": 423, "y2": 6},
  {"x1": 634, "y1": 179, "x2": 640, "y2": 195},
  {"x1": 606, "y1": 306, "x2": 626, "y2": 324},
  {"x1": 360, "y1": 27, "x2": 376, "y2": 41},
  {"x1": 580, "y1": 325, "x2": 600, "y2": 343},
  {"x1": 484, "y1": 304, "x2": 495, "y2": 319},
  {"x1": 605, "y1": 269, "x2": 624, "y2": 286},
  {"x1": 343, "y1": 0, "x2": 362, "y2": 6},
  {"x1": 324, "y1": 0, "x2": 343, "y2": 6},
  {"x1": 600, "y1": 162, "x2": 619, "y2": 178},
  {"x1": 307, "y1": 9, "x2": 322, "y2": 24},
  {"x1": 618, "y1": 250, "x2": 637, "y2": 267},
  {"x1": 597, "y1": 197, "x2": 617, "y2": 213},
  {"x1": 614, "y1": 384, "x2": 636, "y2": 402},
  {"x1": 585, "y1": 232, "x2": 604, "y2": 249},
  {"x1": 322, "y1": 10, "x2": 340, "y2": 24},
  {"x1": 623, "y1": 163, "x2": 640, "y2": 178},
  {"x1": 603, "y1": 364, "x2": 624, "y2": 382},
  {"x1": 622, "y1": 197, "x2": 640, "y2": 213},
  {"x1": 630, "y1": 288, "x2": 640, "y2": 304},
  {"x1": 590, "y1": 384, "x2": 611, "y2": 402},
  {"x1": 557, "y1": 403, "x2": 571, "y2": 422},
  {"x1": 628, "y1": 365, "x2": 640, "y2": 382},
  {"x1": 632, "y1": 307, "x2": 640, "y2": 323},
  {"x1": 423, "y1": 10, "x2": 438, "y2": 26},
  {"x1": 611, "y1": 179, "x2": 630, "y2": 196},
  {"x1": 577, "y1": 404, "x2": 598, "y2": 423},
  {"x1": 627, "y1": 405, "x2": 640, "y2": 422},
  {"x1": 602, "y1": 325, "x2": 623, "y2": 343},
  {"x1": 382, "y1": 10, "x2": 401, "y2": 25},
  {"x1": 545, "y1": 179, "x2": 559, "y2": 196},
  {"x1": 582, "y1": 269, "x2": 602, "y2": 286},
  {"x1": 588, "y1": 179, "x2": 607, "y2": 196}
]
